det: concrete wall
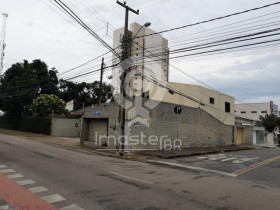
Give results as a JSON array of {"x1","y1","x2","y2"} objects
[
  {"x1": 266, "y1": 132, "x2": 277, "y2": 145},
  {"x1": 80, "y1": 100, "x2": 234, "y2": 151},
  {"x1": 51, "y1": 118, "x2": 80, "y2": 137},
  {"x1": 243, "y1": 127, "x2": 253, "y2": 144},
  {"x1": 129, "y1": 100, "x2": 234, "y2": 151}
]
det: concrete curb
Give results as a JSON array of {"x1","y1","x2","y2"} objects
[
  {"x1": 135, "y1": 147, "x2": 256, "y2": 159},
  {"x1": 147, "y1": 160, "x2": 238, "y2": 177}
]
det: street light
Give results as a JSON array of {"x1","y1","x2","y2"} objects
[{"x1": 133, "y1": 22, "x2": 151, "y2": 39}]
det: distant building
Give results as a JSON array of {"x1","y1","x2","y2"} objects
[
  {"x1": 113, "y1": 22, "x2": 169, "y2": 83},
  {"x1": 66, "y1": 101, "x2": 74, "y2": 112},
  {"x1": 235, "y1": 101, "x2": 279, "y2": 145},
  {"x1": 235, "y1": 101, "x2": 279, "y2": 121}
]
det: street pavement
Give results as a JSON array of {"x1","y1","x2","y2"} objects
[
  {"x1": 0, "y1": 133, "x2": 280, "y2": 210},
  {"x1": 154, "y1": 147, "x2": 280, "y2": 188}
]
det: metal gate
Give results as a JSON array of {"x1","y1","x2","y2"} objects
[
  {"x1": 236, "y1": 128, "x2": 244, "y2": 144},
  {"x1": 88, "y1": 118, "x2": 108, "y2": 146}
]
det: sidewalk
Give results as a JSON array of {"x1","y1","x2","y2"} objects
[
  {"x1": 0, "y1": 173, "x2": 56, "y2": 210},
  {"x1": 0, "y1": 128, "x2": 259, "y2": 160}
]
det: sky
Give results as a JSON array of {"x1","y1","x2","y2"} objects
[{"x1": 1, "y1": 0, "x2": 280, "y2": 106}]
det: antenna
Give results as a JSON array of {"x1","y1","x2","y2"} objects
[
  {"x1": 0, "y1": 13, "x2": 8, "y2": 76},
  {"x1": 106, "y1": 22, "x2": 108, "y2": 36}
]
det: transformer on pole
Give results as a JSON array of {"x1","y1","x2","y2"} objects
[{"x1": 0, "y1": 13, "x2": 8, "y2": 76}]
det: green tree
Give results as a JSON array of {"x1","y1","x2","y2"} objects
[
  {"x1": 259, "y1": 114, "x2": 279, "y2": 132},
  {"x1": 29, "y1": 94, "x2": 67, "y2": 117},
  {"x1": 0, "y1": 60, "x2": 59, "y2": 116},
  {"x1": 59, "y1": 80, "x2": 113, "y2": 110}
]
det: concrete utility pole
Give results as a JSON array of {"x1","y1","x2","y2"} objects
[
  {"x1": 116, "y1": 1, "x2": 139, "y2": 154},
  {"x1": 98, "y1": 57, "x2": 105, "y2": 107},
  {"x1": 0, "y1": 13, "x2": 8, "y2": 76}
]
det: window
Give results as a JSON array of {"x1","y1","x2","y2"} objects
[
  {"x1": 241, "y1": 111, "x2": 246, "y2": 114},
  {"x1": 136, "y1": 53, "x2": 138, "y2": 56},
  {"x1": 251, "y1": 111, "x2": 257, "y2": 114},
  {"x1": 261, "y1": 111, "x2": 267, "y2": 113},
  {"x1": 209, "y1": 97, "x2": 215, "y2": 104},
  {"x1": 225, "y1": 102, "x2": 230, "y2": 113}
]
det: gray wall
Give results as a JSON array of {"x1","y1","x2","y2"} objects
[
  {"x1": 51, "y1": 118, "x2": 81, "y2": 137},
  {"x1": 81, "y1": 103, "x2": 119, "y2": 147},
  {"x1": 81, "y1": 100, "x2": 234, "y2": 150},
  {"x1": 130, "y1": 100, "x2": 234, "y2": 150}
]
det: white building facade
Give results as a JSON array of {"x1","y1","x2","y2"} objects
[{"x1": 235, "y1": 101, "x2": 279, "y2": 121}]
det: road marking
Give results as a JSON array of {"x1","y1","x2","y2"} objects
[
  {"x1": 16, "y1": 180, "x2": 35, "y2": 186},
  {"x1": 7, "y1": 174, "x2": 23, "y2": 179},
  {"x1": 0, "y1": 165, "x2": 7, "y2": 169},
  {"x1": 60, "y1": 204, "x2": 85, "y2": 210},
  {"x1": 0, "y1": 169, "x2": 15, "y2": 174},
  {"x1": 40, "y1": 151, "x2": 58, "y2": 157},
  {"x1": 152, "y1": 160, "x2": 238, "y2": 177},
  {"x1": 197, "y1": 154, "x2": 258, "y2": 163},
  {"x1": 232, "y1": 157, "x2": 258, "y2": 164},
  {"x1": 220, "y1": 157, "x2": 238, "y2": 162},
  {"x1": 28, "y1": 186, "x2": 48, "y2": 194},
  {"x1": 233, "y1": 156, "x2": 280, "y2": 175},
  {"x1": 109, "y1": 171, "x2": 153, "y2": 184},
  {"x1": 42, "y1": 194, "x2": 65, "y2": 204}
]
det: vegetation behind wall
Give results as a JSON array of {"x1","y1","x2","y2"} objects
[{"x1": 0, "y1": 116, "x2": 52, "y2": 135}]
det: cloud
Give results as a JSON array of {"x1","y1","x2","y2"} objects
[{"x1": 1, "y1": 0, "x2": 280, "y2": 106}]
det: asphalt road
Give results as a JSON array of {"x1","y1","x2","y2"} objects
[{"x1": 0, "y1": 133, "x2": 280, "y2": 210}]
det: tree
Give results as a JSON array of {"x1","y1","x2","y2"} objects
[
  {"x1": 59, "y1": 80, "x2": 113, "y2": 110},
  {"x1": 29, "y1": 94, "x2": 67, "y2": 117},
  {"x1": 0, "y1": 60, "x2": 59, "y2": 116},
  {"x1": 259, "y1": 114, "x2": 279, "y2": 132}
]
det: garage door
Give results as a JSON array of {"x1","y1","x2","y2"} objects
[
  {"x1": 236, "y1": 128, "x2": 244, "y2": 144},
  {"x1": 88, "y1": 119, "x2": 108, "y2": 145}
]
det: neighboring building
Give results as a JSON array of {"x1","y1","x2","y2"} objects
[
  {"x1": 66, "y1": 101, "x2": 74, "y2": 112},
  {"x1": 235, "y1": 116, "x2": 265, "y2": 145},
  {"x1": 235, "y1": 101, "x2": 279, "y2": 145},
  {"x1": 235, "y1": 101, "x2": 279, "y2": 121}
]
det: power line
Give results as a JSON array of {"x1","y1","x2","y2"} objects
[
  {"x1": 131, "y1": 36, "x2": 273, "y2": 112},
  {"x1": 137, "y1": 1, "x2": 280, "y2": 38},
  {"x1": 52, "y1": 0, "x2": 120, "y2": 58},
  {"x1": 58, "y1": 46, "x2": 120, "y2": 76}
]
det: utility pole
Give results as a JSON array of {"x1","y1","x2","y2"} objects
[
  {"x1": 116, "y1": 1, "x2": 139, "y2": 154},
  {"x1": 0, "y1": 13, "x2": 8, "y2": 76},
  {"x1": 98, "y1": 57, "x2": 105, "y2": 107}
]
